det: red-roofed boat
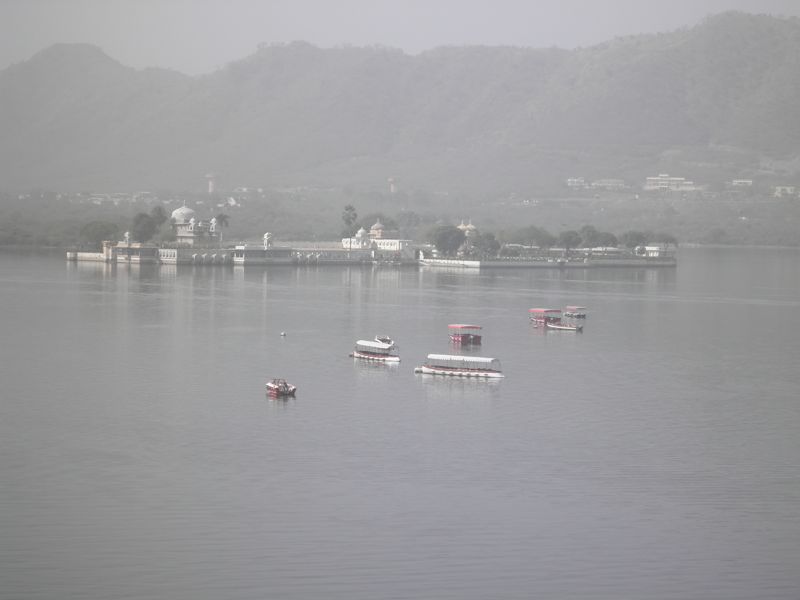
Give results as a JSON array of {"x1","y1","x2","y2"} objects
[{"x1": 448, "y1": 324, "x2": 482, "y2": 345}]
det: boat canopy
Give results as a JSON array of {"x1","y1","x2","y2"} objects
[
  {"x1": 447, "y1": 324, "x2": 482, "y2": 330},
  {"x1": 529, "y1": 308, "x2": 562, "y2": 315},
  {"x1": 355, "y1": 339, "x2": 395, "y2": 354},
  {"x1": 425, "y1": 354, "x2": 501, "y2": 371}
]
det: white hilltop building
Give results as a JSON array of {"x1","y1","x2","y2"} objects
[
  {"x1": 457, "y1": 220, "x2": 478, "y2": 237},
  {"x1": 171, "y1": 204, "x2": 219, "y2": 246}
]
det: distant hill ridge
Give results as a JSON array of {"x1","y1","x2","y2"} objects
[{"x1": 1, "y1": 11, "x2": 799, "y2": 192}]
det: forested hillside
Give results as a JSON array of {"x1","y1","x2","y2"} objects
[{"x1": 1, "y1": 11, "x2": 799, "y2": 193}]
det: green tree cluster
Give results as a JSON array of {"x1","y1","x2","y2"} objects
[
  {"x1": 79, "y1": 221, "x2": 119, "y2": 249},
  {"x1": 130, "y1": 206, "x2": 171, "y2": 243},
  {"x1": 430, "y1": 225, "x2": 466, "y2": 257}
]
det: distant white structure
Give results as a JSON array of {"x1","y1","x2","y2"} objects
[
  {"x1": 372, "y1": 239, "x2": 412, "y2": 251},
  {"x1": 773, "y1": 185, "x2": 797, "y2": 198},
  {"x1": 640, "y1": 244, "x2": 675, "y2": 258},
  {"x1": 206, "y1": 173, "x2": 216, "y2": 195},
  {"x1": 566, "y1": 177, "x2": 588, "y2": 189},
  {"x1": 343, "y1": 227, "x2": 369, "y2": 249},
  {"x1": 643, "y1": 173, "x2": 698, "y2": 192},
  {"x1": 388, "y1": 177, "x2": 397, "y2": 194},
  {"x1": 341, "y1": 223, "x2": 411, "y2": 252},
  {"x1": 591, "y1": 178, "x2": 627, "y2": 191}
]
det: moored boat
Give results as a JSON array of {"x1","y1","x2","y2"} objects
[
  {"x1": 529, "y1": 307, "x2": 582, "y2": 331},
  {"x1": 266, "y1": 378, "x2": 296, "y2": 396},
  {"x1": 448, "y1": 323, "x2": 482, "y2": 345},
  {"x1": 350, "y1": 338, "x2": 400, "y2": 362},
  {"x1": 414, "y1": 354, "x2": 504, "y2": 378},
  {"x1": 528, "y1": 308, "x2": 563, "y2": 327},
  {"x1": 563, "y1": 305, "x2": 587, "y2": 318}
]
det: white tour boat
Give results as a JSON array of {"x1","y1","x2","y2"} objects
[
  {"x1": 350, "y1": 337, "x2": 400, "y2": 362},
  {"x1": 414, "y1": 354, "x2": 504, "y2": 378}
]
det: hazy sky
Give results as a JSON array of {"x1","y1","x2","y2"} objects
[{"x1": 2, "y1": 0, "x2": 799, "y2": 74}]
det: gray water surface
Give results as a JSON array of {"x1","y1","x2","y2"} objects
[{"x1": 1, "y1": 247, "x2": 799, "y2": 599}]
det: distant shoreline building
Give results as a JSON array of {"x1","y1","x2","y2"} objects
[
  {"x1": 566, "y1": 177, "x2": 588, "y2": 190},
  {"x1": 590, "y1": 178, "x2": 627, "y2": 191},
  {"x1": 643, "y1": 173, "x2": 698, "y2": 192},
  {"x1": 772, "y1": 185, "x2": 797, "y2": 198}
]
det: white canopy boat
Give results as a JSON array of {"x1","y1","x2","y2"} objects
[{"x1": 414, "y1": 354, "x2": 504, "y2": 378}]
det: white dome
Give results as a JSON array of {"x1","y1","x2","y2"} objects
[{"x1": 171, "y1": 205, "x2": 196, "y2": 223}]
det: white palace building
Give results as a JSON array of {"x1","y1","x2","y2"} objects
[{"x1": 342, "y1": 219, "x2": 413, "y2": 253}]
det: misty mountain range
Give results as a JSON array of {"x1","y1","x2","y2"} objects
[{"x1": 2, "y1": 11, "x2": 799, "y2": 194}]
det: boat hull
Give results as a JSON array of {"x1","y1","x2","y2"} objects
[
  {"x1": 414, "y1": 365, "x2": 504, "y2": 378},
  {"x1": 545, "y1": 322, "x2": 583, "y2": 332},
  {"x1": 266, "y1": 389, "x2": 296, "y2": 397},
  {"x1": 449, "y1": 334, "x2": 482, "y2": 345},
  {"x1": 351, "y1": 350, "x2": 400, "y2": 362}
]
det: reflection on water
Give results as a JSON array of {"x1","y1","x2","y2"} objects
[
  {"x1": 415, "y1": 372, "x2": 504, "y2": 391},
  {"x1": 264, "y1": 394, "x2": 297, "y2": 408},
  {"x1": 352, "y1": 358, "x2": 402, "y2": 379},
  {"x1": 66, "y1": 259, "x2": 116, "y2": 278}
]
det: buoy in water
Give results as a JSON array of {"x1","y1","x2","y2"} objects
[{"x1": 280, "y1": 331, "x2": 286, "y2": 337}]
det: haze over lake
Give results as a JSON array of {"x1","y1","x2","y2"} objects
[{"x1": 2, "y1": 247, "x2": 799, "y2": 599}]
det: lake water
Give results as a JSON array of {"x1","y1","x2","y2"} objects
[{"x1": 1, "y1": 247, "x2": 799, "y2": 599}]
